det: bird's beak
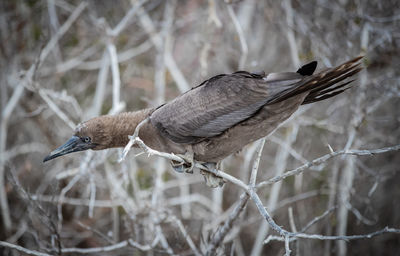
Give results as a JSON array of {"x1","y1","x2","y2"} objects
[{"x1": 43, "y1": 136, "x2": 92, "y2": 162}]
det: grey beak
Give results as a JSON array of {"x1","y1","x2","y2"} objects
[{"x1": 43, "y1": 136, "x2": 91, "y2": 162}]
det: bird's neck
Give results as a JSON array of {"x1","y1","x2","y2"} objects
[
  {"x1": 102, "y1": 108, "x2": 184, "y2": 155},
  {"x1": 107, "y1": 109, "x2": 154, "y2": 148}
]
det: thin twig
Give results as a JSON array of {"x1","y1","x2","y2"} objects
[
  {"x1": 257, "y1": 144, "x2": 400, "y2": 188},
  {"x1": 264, "y1": 227, "x2": 400, "y2": 242},
  {"x1": 60, "y1": 238, "x2": 159, "y2": 253},
  {"x1": 137, "y1": 4, "x2": 190, "y2": 92},
  {"x1": 251, "y1": 125, "x2": 299, "y2": 256},
  {"x1": 207, "y1": 138, "x2": 265, "y2": 255},
  {"x1": 169, "y1": 215, "x2": 202, "y2": 256},
  {"x1": 283, "y1": 0, "x2": 300, "y2": 67},
  {"x1": 208, "y1": 0, "x2": 222, "y2": 28},
  {"x1": 227, "y1": 4, "x2": 248, "y2": 69},
  {"x1": 107, "y1": 43, "x2": 124, "y2": 114},
  {"x1": 284, "y1": 235, "x2": 291, "y2": 256},
  {"x1": 0, "y1": 241, "x2": 51, "y2": 256},
  {"x1": 0, "y1": 75, "x2": 26, "y2": 231},
  {"x1": 301, "y1": 206, "x2": 337, "y2": 233},
  {"x1": 39, "y1": 2, "x2": 87, "y2": 67},
  {"x1": 250, "y1": 139, "x2": 266, "y2": 186},
  {"x1": 39, "y1": 89, "x2": 76, "y2": 129},
  {"x1": 109, "y1": 0, "x2": 147, "y2": 37},
  {"x1": 206, "y1": 193, "x2": 249, "y2": 255}
]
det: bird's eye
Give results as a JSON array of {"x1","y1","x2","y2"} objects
[{"x1": 83, "y1": 136, "x2": 91, "y2": 143}]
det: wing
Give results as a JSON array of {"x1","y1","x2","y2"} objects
[
  {"x1": 150, "y1": 71, "x2": 303, "y2": 144},
  {"x1": 150, "y1": 57, "x2": 362, "y2": 145}
]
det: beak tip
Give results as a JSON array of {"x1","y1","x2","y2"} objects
[
  {"x1": 42, "y1": 136, "x2": 88, "y2": 163},
  {"x1": 43, "y1": 155, "x2": 51, "y2": 162}
]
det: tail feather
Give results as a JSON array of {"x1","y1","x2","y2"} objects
[
  {"x1": 302, "y1": 80, "x2": 354, "y2": 104},
  {"x1": 269, "y1": 56, "x2": 363, "y2": 105},
  {"x1": 302, "y1": 57, "x2": 362, "y2": 104},
  {"x1": 308, "y1": 63, "x2": 362, "y2": 95}
]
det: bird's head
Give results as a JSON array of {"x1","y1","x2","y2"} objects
[{"x1": 43, "y1": 116, "x2": 114, "y2": 162}]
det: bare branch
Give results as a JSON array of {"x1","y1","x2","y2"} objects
[
  {"x1": 206, "y1": 193, "x2": 249, "y2": 255},
  {"x1": 137, "y1": 4, "x2": 190, "y2": 92},
  {"x1": 301, "y1": 206, "x2": 337, "y2": 233},
  {"x1": 257, "y1": 144, "x2": 400, "y2": 188},
  {"x1": 284, "y1": 235, "x2": 291, "y2": 256},
  {"x1": 227, "y1": 4, "x2": 248, "y2": 69},
  {"x1": 0, "y1": 77, "x2": 26, "y2": 230},
  {"x1": 39, "y1": 89, "x2": 76, "y2": 129},
  {"x1": 60, "y1": 238, "x2": 160, "y2": 254},
  {"x1": 208, "y1": 0, "x2": 222, "y2": 28},
  {"x1": 249, "y1": 138, "x2": 266, "y2": 186},
  {"x1": 40, "y1": 2, "x2": 87, "y2": 67},
  {"x1": 265, "y1": 227, "x2": 400, "y2": 243},
  {"x1": 107, "y1": 43, "x2": 125, "y2": 114},
  {"x1": 0, "y1": 241, "x2": 51, "y2": 256},
  {"x1": 109, "y1": 0, "x2": 147, "y2": 37},
  {"x1": 282, "y1": 0, "x2": 300, "y2": 67}
]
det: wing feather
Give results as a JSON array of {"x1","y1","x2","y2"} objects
[
  {"x1": 150, "y1": 72, "x2": 303, "y2": 143},
  {"x1": 150, "y1": 57, "x2": 362, "y2": 145}
]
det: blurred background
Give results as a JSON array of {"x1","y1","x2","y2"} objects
[{"x1": 0, "y1": 0, "x2": 399, "y2": 255}]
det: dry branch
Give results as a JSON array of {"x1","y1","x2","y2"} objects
[
  {"x1": 257, "y1": 144, "x2": 400, "y2": 188},
  {"x1": 0, "y1": 241, "x2": 51, "y2": 256},
  {"x1": 119, "y1": 116, "x2": 400, "y2": 254}
]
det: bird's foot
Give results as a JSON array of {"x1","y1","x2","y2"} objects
[
  {"x1": 200, "y1": 162, "x2": 225, "y2": 188},
  {"x1": 171, "y1": 151, "x2": 195, "y2": 174}
]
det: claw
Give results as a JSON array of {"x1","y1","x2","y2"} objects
[
  {"x1": 169, "y1": 152, "x2": 225, "y2": 188},
  {"x1": 170, "y1": 151, "x2": 194, "y2": 174},
  {"x1": 201, "y1": 162, "x2": 225, "y2": 188}
]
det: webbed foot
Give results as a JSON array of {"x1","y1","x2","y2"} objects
[
  {"x1": 200, "y1": 162, "x2": 225, "y2": 188},
  {"x1": 170, "y1": 150, "x2": 195, "y2": 174}
]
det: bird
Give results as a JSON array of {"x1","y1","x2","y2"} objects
[{"x1": 44, "y1": 56, "x2": 363, "y2": 186}]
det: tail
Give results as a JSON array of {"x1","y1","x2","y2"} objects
[{"x1": 271, "y1": 56, "x2": 363, "y2": 105}]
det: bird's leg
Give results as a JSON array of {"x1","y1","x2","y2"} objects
[
  {"x1": 200, "y1": 162, "x2": 226, "y2": 188},
  {"x1": 170, "y1": 145, "x2": 195, "y2": 174}
]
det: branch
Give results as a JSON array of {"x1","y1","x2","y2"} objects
[
  {"x1": 284, "y1": 235, "x2": 291, "y2": 256},
  {"x1": 137, "y1": 4, "x2": 190, "y2": 92},
  {"x1": 0, "y1": 74, "x2": 26, "y2": 231},
  {"x1": 39, "y1": 2, "x2": 87, "y2": 67},
  {"x1": 282, "y1": 0, "x2": 300, "y2": 67},
  {"x1": 119, "y1": 118, "x2": 183, "y2": 163},
  {"x1": 265, "y1": 227, "x2": 400, "y2": 243},
  {"x1": 169, "y1": 215, "x2": 202, "y2": 256},
  {"x1": 257, "y1": 144, "x2": 400, "y2": 188},
  {"x1": 107, "y1": 43, "x2": 124, "y2": 114},
  {"x1": 208, "y1": 0, "x2": 222, "y2": 28},
  {"x1": 207, "y1": 139, "x2": 265, "y2": 254},
  {"x1": 108, "y1": 0, "x2": 147, "y2": 37},
  {"x1": 0, "y1": 241, "x2": 51, "y2": 256},
  {"x1": 61, "y1": 238, "x2": 160, "y2": 254},
  {"x1": 39, "y1": 89, "x2": 76, "y2": 129},
  {"x1": 300, "y1": 206, "x2": 337, "y2": 233},
  {"x1": 251, "y1": 187, "x2": 400, "y2": 242},
  {"x1": 249, "y1": 139, "x2": 266, "y2": 186},
  {"x1": 118, "y1": 119, "x2": 400, "y2": 253},
  {"x1": 227, "y1": 4, "x2": 248, "y2": 69},
  {"x1": 206, "y1": 193, "x2": 249, "y2": 255}
]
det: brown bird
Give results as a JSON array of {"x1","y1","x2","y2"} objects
[{"x1": 44, "y1": 56, "x2": 362, "y2": 184}]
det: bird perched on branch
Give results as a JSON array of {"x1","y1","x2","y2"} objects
[{"x1": 44, "y1": 56, "x2": 363, "y2": 186}]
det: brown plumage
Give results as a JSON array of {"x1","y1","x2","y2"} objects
[{"x1": 44, "y1": 57, "x2": 363, "y2": 164}]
